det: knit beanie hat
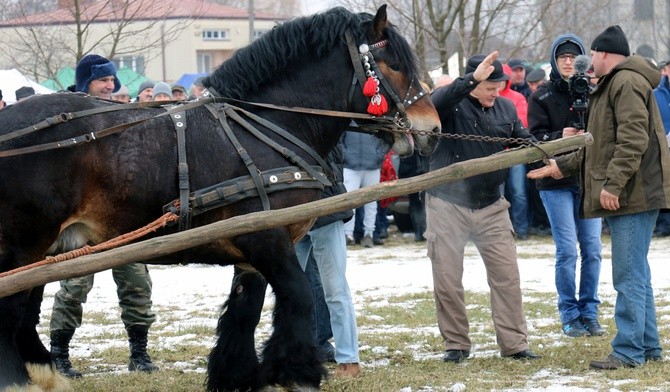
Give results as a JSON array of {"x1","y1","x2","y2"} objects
[
  {"x1": 75, "y1": 54, "x2": 121, "y2": 93},
  {"x1": 555, "y1": 41, "x2": 582, "y2": 57},
  {"x1": 152, "y1": 82, "x2": 172, "y2": 99},
  {"x1": 137, "y1": 81, "x2": 154, "y2": 95},
  {"x1": 590, "y1": 25, "x2": 630, "y2": 56}
]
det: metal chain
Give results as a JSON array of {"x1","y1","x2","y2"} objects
[
  {"x1": 392, "y1": 128, "x2": 537, "y2": 147},
  {"x1": 387, "y1": 128, "x2": 553, "y2": 162}
]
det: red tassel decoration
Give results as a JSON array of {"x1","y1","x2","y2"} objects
[
  {"x1": 363, "y1": 77, "x2": 378, "y2": 97},
  {"x1": 367, "y1": 94, "x2": 388, "y2": 116}
]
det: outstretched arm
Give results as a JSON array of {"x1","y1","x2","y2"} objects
[{"x1": 527, "y1": 159, "x2": 564, "y2": 180}]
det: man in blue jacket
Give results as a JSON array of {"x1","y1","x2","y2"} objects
[
  {"x1": 653, "y1": 59, "x2": 670, "y2": 236},
  {"x1": 426, "y1": 52, "x2": 539, "y2": 363}
]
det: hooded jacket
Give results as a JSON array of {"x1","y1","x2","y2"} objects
[
  {"x1": 428, "y1": 73, "x2": 533, "y2": 209},
  {"x1": 500, "y1": 64, "x2": 528, "y2": 127},
  {"x1": 557, "y1": 55, "x2": 670, "y2": 218},
  {"x1": 527, "y1": 33, "x2": 586, "y2": 191}
]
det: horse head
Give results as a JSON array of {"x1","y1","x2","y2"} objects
[
  {"x1": 348, "y1": 5, "x2": 441, "y2": 157},
  {"x1": 204, "y1": 5, "x2": 440, "y2": 159}
]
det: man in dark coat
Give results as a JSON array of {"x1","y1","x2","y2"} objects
[{"x1": 426, "y1": 51, "x2": 540, "y2": 363}]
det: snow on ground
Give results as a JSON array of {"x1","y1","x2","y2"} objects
[{"x1": 38, "y1": 234, "x2": 670, "y2": 389}]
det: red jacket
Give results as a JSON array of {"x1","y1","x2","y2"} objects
[{"x1": 500, "y1": 64, "x2": 528, "y2": 127}]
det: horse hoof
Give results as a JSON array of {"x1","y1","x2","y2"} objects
[{"x1": 26, "y1": 362, "x2": 72, "y2": 392}]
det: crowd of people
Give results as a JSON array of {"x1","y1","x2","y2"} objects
[
  {"x1": 339, "y1": 24, "x2": 670, "y2": 372},
  {"x1": 4, "y1": 22, "x2": 669, "y2": 382}
]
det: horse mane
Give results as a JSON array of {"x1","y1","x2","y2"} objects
[{"x1": 204, "y1": 7, "x2": 420, "y2": 99}]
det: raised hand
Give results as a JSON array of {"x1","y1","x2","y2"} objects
[{"x1": 472, "y1": 51, "x2": 499, "y2": 82}]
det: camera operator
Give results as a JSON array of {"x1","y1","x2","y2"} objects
[{"x1": 527, "y1": 34, "x2": 604, "y2": 338}]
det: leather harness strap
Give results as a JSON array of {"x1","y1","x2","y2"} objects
[
  {"x1": 204, "y1": 103, "x2": 272, "y2": 211},
  {"x1": 180, "y1": 166, "x2": 327, "y2": 216},
  {"x1": 345, "y1": 30, "x2": 369, "y2": 91},
  {"x1": 222, "y1": 105, "x2": 331, "y2": 187},
  {"x1": 0, "y1": 98, "x2": 214, "y2": 158},
  {"x1": 0, "y1": 98, "x2": 181, "y2": 144},
  {"x1": 169, "y1": 110, "x2": 191, "y2": 231}
]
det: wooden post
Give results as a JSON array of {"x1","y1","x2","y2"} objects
[{"x1": 0, "y1": 134, "x2": 591, "y2": 297}]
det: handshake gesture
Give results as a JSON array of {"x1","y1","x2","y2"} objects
[{"x1": 527, "y1": 152, "x2": 620, "y2": 211}]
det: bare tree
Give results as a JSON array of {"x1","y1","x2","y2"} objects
[
  {"x1": 317, "y1": 0, "x2": 670, "y2": 72},
  {"x1": 0, "y1": 0, "x2": 198, "y2": 87}
]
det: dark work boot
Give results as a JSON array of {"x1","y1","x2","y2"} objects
[
  {"x1": 127, "y1": 325, "x2": 159, "y2": 372},
  {"x1": 50, "y1": 330, "x2": 83, "y2": 378}
]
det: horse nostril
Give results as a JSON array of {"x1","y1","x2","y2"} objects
[{"x1": 432, "y1": 127, "x2": 441, "y2": 135}]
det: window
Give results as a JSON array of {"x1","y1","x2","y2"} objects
[
  {"x1": 197, "y1": 53, "x2": 212, "y2": 74},
  {"x1": 252, "y1": 30, "x2": 267, "y2": 40},
  {"x1": 113, "y1": 56, "x2": 145, "y2": 75},
  {"x1": 202, "y1": 29, "x2": 230, "y2": 41}
]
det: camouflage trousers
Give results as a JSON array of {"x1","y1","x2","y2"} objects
[{"x1": 50, "y1": 262, "x2": 156, "y2": 332}]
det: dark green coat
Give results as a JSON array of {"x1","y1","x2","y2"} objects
[{"x1": 558, "y1": 55, "x2": 670, "y2": 218}]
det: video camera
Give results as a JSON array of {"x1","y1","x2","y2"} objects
[{"x1": 568, "y1": 55, "x2": 592, "y2": 130}]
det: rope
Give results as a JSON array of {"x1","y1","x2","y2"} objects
[{"x1": 0, "y1": 211, "x2": 179, "y2": 279}]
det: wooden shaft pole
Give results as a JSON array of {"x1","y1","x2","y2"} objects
[{"x1": 0, "y1": 134, "x2": 591, "y2": 298}]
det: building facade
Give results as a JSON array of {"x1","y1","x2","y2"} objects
[{"x1": 0, "y1": 0, "x2": 285, "y2": 84}]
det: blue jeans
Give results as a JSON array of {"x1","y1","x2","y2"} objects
[
  {"x1": 303, "y1": 251, "x2": 333, "y2": 347},
  {"x1": 505, "y1": 164, "x2": 529, "y2": 236},
  {"x1": 354, "y1": 203, "x2": 387, "y2": 242},
  {"x1": 540, "y1": 188, "x2": 602, "y2": 324},
  {"x1": 606, "y1": 210, "x2": 662, "y2": 365},
  {"x1": 294, "y1": 221, "x2": 359, "y2": 363}
]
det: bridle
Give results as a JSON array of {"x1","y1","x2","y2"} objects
[{"x1": 344, "y1": 30, "x2": 427, "y2": 131}]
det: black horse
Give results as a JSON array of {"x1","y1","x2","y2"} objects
[{"x1": 0, "y1": 5, "x2": 440, "y2": 391}]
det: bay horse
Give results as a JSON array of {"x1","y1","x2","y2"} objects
[{"x1": 0, "y1": 5, "x2": 440, "y2": 392}]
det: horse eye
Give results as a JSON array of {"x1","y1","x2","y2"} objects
[{"x1": 389, "y1": 64, "x2": 401, "y2": 72}]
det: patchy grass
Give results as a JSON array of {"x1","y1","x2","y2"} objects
[{"x1": 36, "y1": 231, "x2": 670, "y2": 391}]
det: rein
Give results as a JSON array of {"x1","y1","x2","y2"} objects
[
  {"x1": 0, "y1": 92, "x2": 412, "y2": 159},
  {"x1": 0, "y1": 97, "x2": 215, "y2": 158}
]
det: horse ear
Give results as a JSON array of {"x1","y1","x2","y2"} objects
[{"x1": 372, "y1": 4, "x2": 388, "y2": 41}]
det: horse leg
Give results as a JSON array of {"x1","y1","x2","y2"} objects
[
  {"x1": 17, "y1": 285, "x2": 70, "y2": 392},
  {"x1": 207, "y1": 266, "x2": 267, "y2": 392},
  {"x1": 242, "y1": 232, "x2": 326, "y2": 390},
  {"x1": 0, "y1": 289, "x2": 34, "y2": 391}
]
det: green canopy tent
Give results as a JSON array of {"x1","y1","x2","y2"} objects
[{"x1": 41, "y1": 67, "x2": 152, "y2": 98}]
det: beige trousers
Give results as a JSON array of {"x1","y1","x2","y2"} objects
[{"x1": 425, "y1": 194, "x2": 529, "y2": 356}]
